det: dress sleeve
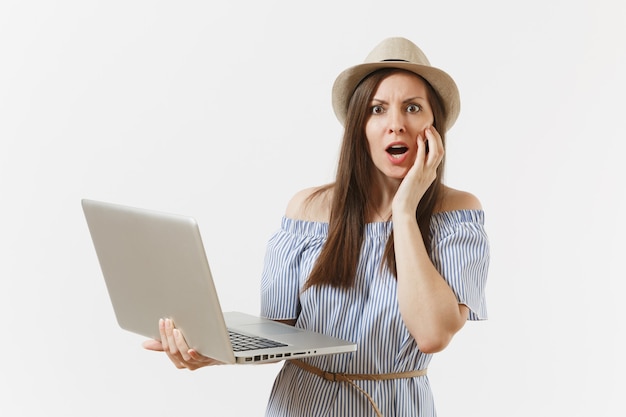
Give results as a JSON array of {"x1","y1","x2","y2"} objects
[
  {"x1": 260, "y1": 218, "x2": 310, "y2": 321},
  {"x1": 430, "y1": 210, "x2": 490, "y2": 321}
]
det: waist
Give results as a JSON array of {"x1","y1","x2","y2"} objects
[{"x1": 289, "y1": 359, "x2": 427, "y2": 417}]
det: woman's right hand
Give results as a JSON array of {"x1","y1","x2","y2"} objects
[{"x1": 142, "y1": 318, "x2": 223, "y2": 370}]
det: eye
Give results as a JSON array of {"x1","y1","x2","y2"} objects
[
  {"x1": 371, "y1": 105, "x2": 385, "y2": 115},
  {"x1": 406, "y1": 103, "x2": 421, "y2": 113}
]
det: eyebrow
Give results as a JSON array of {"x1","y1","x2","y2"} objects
[{"x1": 371, "y1": 96, "x2": 427, "y2": 104}]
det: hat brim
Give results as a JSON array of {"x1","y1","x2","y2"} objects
[{"x1": 331, "y1": 61, "x2": 460, "y2": 132}]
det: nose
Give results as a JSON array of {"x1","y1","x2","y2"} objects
[{"x1": 387, "y1": 109, "x2": 406, "y2": 134}]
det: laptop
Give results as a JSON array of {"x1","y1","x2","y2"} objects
[{"x1": 81, "y1": 199, "x2": 356, "y2": 364}]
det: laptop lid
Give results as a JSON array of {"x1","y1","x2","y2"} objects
[{"x1": 82, "y1": 199, "x2": 356, "y2": 364}]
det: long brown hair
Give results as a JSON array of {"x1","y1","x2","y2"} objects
[{"x1": 304, "y1": 69, "x2": 448, "y2": 290}]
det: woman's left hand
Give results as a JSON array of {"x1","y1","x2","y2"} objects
[
  {"x1": 392, "y1": 125, "x2": 444, "y2": 214},
  {"x1": 143, "y1": 318, "x2": 223, "y2": 370}
]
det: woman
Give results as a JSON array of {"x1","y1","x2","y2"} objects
[{"x1": 145, "y1": 37, "x2": 489, "y2": 417}]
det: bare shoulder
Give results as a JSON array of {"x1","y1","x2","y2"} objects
[
  {"x1": 285, "y1": 185, "x2": 333, "y2": 222},
  {"x1": 437, "y1": 186, "x2": 483, "y2": 212}
]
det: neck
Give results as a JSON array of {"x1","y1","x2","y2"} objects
[{"x1": 366, "y1": 176, "x2": 400, "y2": 222}]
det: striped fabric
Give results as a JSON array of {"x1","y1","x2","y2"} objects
[{"x1": 260, "y1": 210, "x2": 489, "y2": 417}]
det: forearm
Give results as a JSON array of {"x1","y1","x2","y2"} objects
[{"x1": 393, "y1": 212, "x2": 466, "y2": 353}]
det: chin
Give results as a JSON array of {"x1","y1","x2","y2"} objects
[
  {"x1": 391, "y1": 165, "x2": 411, "y2": 177},
  {"x1": 383, "y1": 169, "x2": 408, "y2": 182}
]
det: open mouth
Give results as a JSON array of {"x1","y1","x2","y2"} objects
[{"x1": 386, "y1": 144, "x2": 409, "y2": 158}]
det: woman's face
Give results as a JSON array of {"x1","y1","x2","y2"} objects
[{"x1": 364, "y1": 71, "x2": 435, "y2": 181}]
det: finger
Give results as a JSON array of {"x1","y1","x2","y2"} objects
[
  {"x1": 423, "y1": 126, "x2": 439, "y2": 153},
  {"x1": 414, "y1": 133, "x2": 427, "y2": 165},
  {"x1": 164, "y1": 319, "x2": 179, "y2": 355},
  {"x1": 424, "y1": 127, "x2": 444, "y2": 165},
  {"x1": 142, "y1": 339, "x2": 164, "y2": 352},
  {"x1": 163, "y1": 347, "x2": 187, "y2": 369},
  {"x1": 188, "y1": 349, "x2": 223, "y2": 365},
  {"x1": 170, "y1": 355, "x2": 187, "y2": 369},
  {"x1": 187, "y1": 349, "x2": 205, "y2": 362},
  {"x1": 158, "y1": 318, "x2": 169, "y2": 352},
  {"x1": 159, "y1": 319, "x2": 169, "y2": 352},
  {"x1": 173, "y1": 329, "x2": 192, "y2": 361}
]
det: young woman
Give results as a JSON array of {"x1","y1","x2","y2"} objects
[{"x1": 145, "y1": 37, "x2": 490, "y2": 417}]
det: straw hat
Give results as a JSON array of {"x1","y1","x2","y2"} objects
[{"x1": 331, "y1": 37, "x2": 460, "y2": 132}]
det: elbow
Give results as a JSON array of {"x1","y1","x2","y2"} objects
[
  {"x1": 413, "y1": 319, "x2": 466, "y2": 353},
  {"x1": 415, "y1": 334, "x2": 452, "y2": 354},
  {"x1": 404, "y1": 307, "x2": 469, "y2": 354},
  {"x1": 413, "y1": 324, "x2": 464, "y2": 353},
  {"x1": 413, "y1": 318, "x2": 465, "y2": 353}
]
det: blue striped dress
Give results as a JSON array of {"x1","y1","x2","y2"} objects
[{"x1": 260, "y1": 210, "x2": 489, "y2": 417}]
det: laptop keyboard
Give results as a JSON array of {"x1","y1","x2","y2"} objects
[{"x1": 228, "y1": 330, "x2": 288, "y2": 352}]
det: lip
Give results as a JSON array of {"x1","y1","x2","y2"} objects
[{"x1": 385, "y1": 141, "x2": 410, "y2": 165}]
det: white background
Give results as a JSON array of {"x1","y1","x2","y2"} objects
[{"x1": 1, "y1": 0, "x2": 624, "y2": 415}]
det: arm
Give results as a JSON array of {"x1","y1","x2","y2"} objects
[
  {"x1": 392, "y1": 127, "x2": 478, "y2": 353},
  {"x1": 393, "y1": 212, "x2": 470, "y2": 353}
]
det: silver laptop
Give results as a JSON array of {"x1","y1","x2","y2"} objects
[{"x1": 81, "y1": 199, "x2": 356, "y2": 364}]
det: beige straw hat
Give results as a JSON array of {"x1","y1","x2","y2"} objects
[{"x1": 331, "y1": 37, "x2": 460, "y2": 132}]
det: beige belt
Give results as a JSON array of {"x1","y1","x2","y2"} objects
[{"x1": 289, "y1": 359, "x2": 427, "y2": 417}]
